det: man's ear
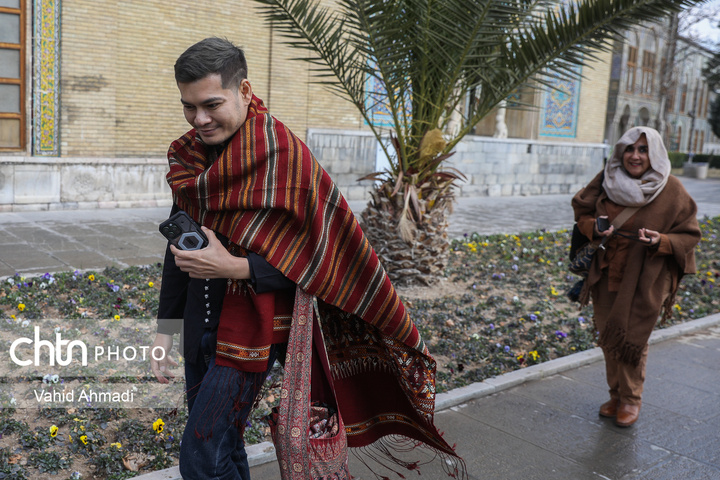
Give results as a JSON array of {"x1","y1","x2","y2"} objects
[{"x1": 239, "y1": 79, "x2": 252, "y2": 104}]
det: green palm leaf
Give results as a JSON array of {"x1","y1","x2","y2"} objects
[{"x1": 253, "y1": 0, "x2": 698, "y2": 174}]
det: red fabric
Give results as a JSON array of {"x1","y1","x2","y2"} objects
[
  {"x1": 166, "y1": 96, "x2": 460, "y2": 464},
  {"x1": 215, "y1": 283, "x2": 293, "y2": 372}
]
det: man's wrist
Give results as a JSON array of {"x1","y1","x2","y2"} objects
[{"x1": 227, "y1": 256, "x2": 251, "y2": 280}]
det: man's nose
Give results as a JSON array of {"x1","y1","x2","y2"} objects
[{"x1": 195, "y1": 109, "x2": 211, "y2": 125}]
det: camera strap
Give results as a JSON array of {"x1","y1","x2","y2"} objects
[{"x1": 599, "y1": 206, "x2": 640, "y2": 250}]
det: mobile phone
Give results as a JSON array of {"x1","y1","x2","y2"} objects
[
  {"x1": 159, "y1": 211, "x2": 209, "y2": 251},
  {"x1": 596, "y1": 217, "x2": 610, "y2": 233}
]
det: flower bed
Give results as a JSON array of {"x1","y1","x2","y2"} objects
[{"x1": 1, "y1": 217, "x2": 718, "y2": 479}]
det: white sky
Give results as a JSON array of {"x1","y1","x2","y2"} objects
[{"x1": 682, "y1": 1, "x2": 720, "y2": 48}]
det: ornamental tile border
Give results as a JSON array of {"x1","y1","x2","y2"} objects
[{"x1": 32, "y1": 0, "x2": 61, "y2": 156}]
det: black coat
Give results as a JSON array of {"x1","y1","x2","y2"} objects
[{"x1": 156, "y1": 206, "x2": 294, "y2": 363}]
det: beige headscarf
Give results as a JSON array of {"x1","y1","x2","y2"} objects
[{"x1": 603, "y1": 126, "x2": 671, "y2": 207}]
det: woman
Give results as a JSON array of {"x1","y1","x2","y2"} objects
[{"x1": 572, "y1": 126, "x2": 700, "y2": 427}]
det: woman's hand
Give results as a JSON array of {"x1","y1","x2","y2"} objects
[
  {"x1": 638, "y1": 228, "x2": 661, "y2": 246},
  {"x1": 595, "y1": 216, "x2": 615, "y2": 237},
  {"x1": 170, "y1": 227, "x2": 251, "y2": 279}
]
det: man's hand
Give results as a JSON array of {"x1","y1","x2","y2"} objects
[
  {"x1": 150, "y1": 333, "x2": 178, "y2": 384},
  {"x1": 170, "y1": 227, "x2": 250, "y2": 279},
  {"x1": 638, "y1": 228, "x2": 661, "y2": 246}
]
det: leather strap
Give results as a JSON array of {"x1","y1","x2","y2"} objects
[{"x1": 599, "y1": 206, "x2": 640, "y2": 249}]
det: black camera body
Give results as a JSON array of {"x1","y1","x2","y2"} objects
[{"x1": 159, "y1": 211, "x2": 209, "y2": 251}]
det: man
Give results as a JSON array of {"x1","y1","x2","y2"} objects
[{"x1": 151, "y1": 37, "x2": 462, "y2": 480}]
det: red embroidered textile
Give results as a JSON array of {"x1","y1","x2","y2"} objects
[{"x1": 166, "y1": 96, "x2": 460, "y2": 464}]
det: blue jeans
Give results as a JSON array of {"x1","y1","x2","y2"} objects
[{"x1": 180, "y1": 332, "x2": 282, "y2": 480}]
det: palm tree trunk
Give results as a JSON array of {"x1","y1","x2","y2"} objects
[{"x1": 360, "y1": 183, "x2": 454, "y2": 286}]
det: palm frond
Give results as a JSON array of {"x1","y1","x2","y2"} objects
[{"x1": 252, "y1": 0, "x2": 698, "y2": 177}]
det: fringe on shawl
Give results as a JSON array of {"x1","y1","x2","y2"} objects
[
  {"x1": 351, "y1": 435, "x2": 467, "y2": 479},
  {"x1": 660, "y1": 277, "x2": 682, "y2": 325},
  {"x1": 596, "y1": 326, "x2": 645, "y2": 367}
]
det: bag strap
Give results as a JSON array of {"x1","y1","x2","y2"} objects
[
  {"x1": 599, "y1": 206, "x2": 640, "y2": 248},
  {"x1": 610, "y1": 206, "x2": 639, "y2": 230}
]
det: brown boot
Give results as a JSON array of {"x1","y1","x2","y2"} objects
[
  {"x1": 598, "y1": 398, "x2": 619, "y2": 418},
  {"x1": 615, "y1": 403, "x2": 641, "y2": 427}
]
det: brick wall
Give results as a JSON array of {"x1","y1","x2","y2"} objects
[
  {"x1": 59, "y1": 0, "x2": 364, "y2": 158},
  {"x1": 576, "y1": 51, "x2": 613, "y2": 143}
]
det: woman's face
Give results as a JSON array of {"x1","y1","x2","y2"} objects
[{"x1": 622, "y1": 134, "x2": 650, "y2": 178}]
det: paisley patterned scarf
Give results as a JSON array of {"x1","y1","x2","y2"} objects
[{"x1": 166, "y1": 95, "x2": 463, "y2": 475}]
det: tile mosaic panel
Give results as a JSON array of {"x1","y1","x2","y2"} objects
[
  {"x1": 33, "y1": 0, "x2": 61, "y2": 156},
  {"x1": 539, "y1": 65, "x2": 583, "y2": 138}
]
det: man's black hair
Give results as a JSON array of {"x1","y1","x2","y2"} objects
[{"x1": 174, "y1": 37, "x2": 248, "y2": 90}]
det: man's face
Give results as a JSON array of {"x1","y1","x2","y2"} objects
[
  {"x1": 622, "y1": 134, "x2": 650, "y2": 179},
  {"x1": 178, "y1": 73, "x2": 252, "y2": 145}
]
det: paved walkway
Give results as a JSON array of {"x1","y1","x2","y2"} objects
[
  {"x1": 1, "y1": 176, "x2": 718, "y2": 278},
  {"x1": 1, "y1": 176, "x2": 719, "y2": 479}
]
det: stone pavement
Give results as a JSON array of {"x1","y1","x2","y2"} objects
[
  {"x1": 0, "y1": 176, "x2": 718, "y2": 278},
  {"x1": 139, "y1": 316, "x2": 720, "y2": 480},
  {"x1": 1, "y1": 175, "x2": 719, "y2": 479}
]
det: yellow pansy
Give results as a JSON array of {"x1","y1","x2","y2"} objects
[{"x1": 153, "y1": 418, "x2": 164, "y2": 433}]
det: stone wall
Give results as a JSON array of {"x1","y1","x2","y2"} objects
[
  {"x1": 306, "y1": 130, "x2": 606, "y2": 200},
  {"x1": 449, "y1": 136, "x2": 605, "y2": 197},
  {"x1": 305, "y1": 129, "x2": 377, "y2": 201},
  {"x1": 0, "y1": 157, "x2": 170, "y2": 211},
  {"x1": 0, "y1": 133, "x2": 605, "y2": 210}
]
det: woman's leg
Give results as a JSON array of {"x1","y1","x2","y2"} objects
[{"x1": 591, "y1": 275, "x2": 620, "y2": 405}]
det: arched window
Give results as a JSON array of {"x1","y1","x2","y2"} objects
[
  {"x1": 625, "y1": 32, "x2": 640, "y2": 93},
  {"x1": 680, "y1": 82, "x2": 688, "y2": 113},
  {"x1": 677, "y1": 126, "x2": 683, "y2": 151},
  {"x1": 640, "y1": 29, "x2": 658, "y2": 96},
  {"x1": 619, "y1": 104, "x2": 631, "y2": 138}
]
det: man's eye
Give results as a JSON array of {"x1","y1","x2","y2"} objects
[
  {"x1": 183, "y1": 105, "x2": 195, "y2": 110},
  {"x1": 208, "y1": 103, "x2": 219, "y2": 109}
]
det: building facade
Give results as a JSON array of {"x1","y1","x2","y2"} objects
[
  {"x1": 604, "y1": 18, "x2": 717, "y2": 154},
  {"x1": 472, "y1": 53, "x2": 613, "y2": 146},
  {"x1": 6, "y1": 1, "x2": 699, "y2": 211},
  {"x1": 1, "y1": 0, "x2": 375, "y2": 209}
]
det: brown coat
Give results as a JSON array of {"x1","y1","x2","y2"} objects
[{"x1": 572, "y1": 172, "x2": 701, "y2": 366}]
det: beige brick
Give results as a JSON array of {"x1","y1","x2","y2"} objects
[
  {"x1": 57, "y1": 0, "x2": 611, "y2": 156},
  {"x1": 59, "y1": 0, "x2": 365, "y2": 157}
]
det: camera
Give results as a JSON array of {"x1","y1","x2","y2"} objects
[
  {"x1": 596, "y1": 217, "x2": 610, "y2": 233},
  {"x1": 159, "y1": 211, "x2": 209, "y2": 251}
]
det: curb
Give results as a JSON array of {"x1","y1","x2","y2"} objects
[{"x1": 133, "y1": 313, "x2": 720, "y2": 480}]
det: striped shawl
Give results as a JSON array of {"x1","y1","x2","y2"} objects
[{"x1": 166, "y1": 96, "x2": 460, "y2": 466}]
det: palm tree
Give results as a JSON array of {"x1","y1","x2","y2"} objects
[{"x1": 253, "y1": 0, "x2": 697, "y2": 285}]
